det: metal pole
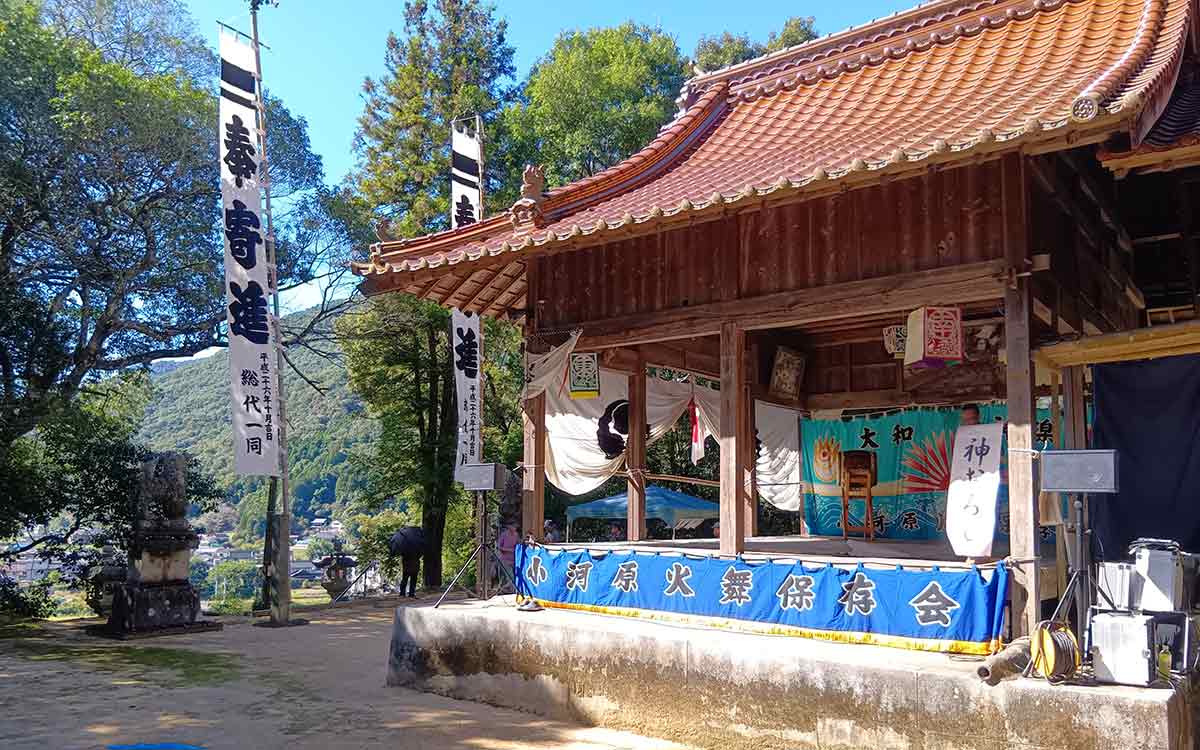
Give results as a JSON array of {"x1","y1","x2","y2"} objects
[{"x1": 250, "y1": 4, "x2": 291, "y2": 625}]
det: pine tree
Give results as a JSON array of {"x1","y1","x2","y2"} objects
[{"x1": 354, "y1": 0, "x2": 516, "y2": 237}]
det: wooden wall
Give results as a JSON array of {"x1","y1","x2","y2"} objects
[{"x1": 536, "y1": 158, "x2": 1014, "y2": 331}]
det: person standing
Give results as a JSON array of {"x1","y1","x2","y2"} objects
[
  {"x1": 399, "y1": 551, "x2": 421, "y2": 598},
  {"x1": 496, "y1": 523, "x2": 519, "y2": 591}
]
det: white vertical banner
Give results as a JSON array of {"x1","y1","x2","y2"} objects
[
  {"x1": 220, "y1": 32, "x2": 279, "y2": 476},
  {"x1": 450, "y1": 120, "x2": 482, "y2": 228},
  {"x1": 452, "y1": 308, "x2": 482, "y2": 480},
  {"x1": 946, "y1": 422, "x2": 1005, "y2": 557}
]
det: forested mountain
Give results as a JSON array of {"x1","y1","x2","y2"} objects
[{"x1": 137, "y1": 308, "x2": 378, "y2": 536}]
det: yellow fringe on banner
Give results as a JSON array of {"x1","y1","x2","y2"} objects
[{"x1": 517, "y1": 596, "x2": 1001, "y2": 656}]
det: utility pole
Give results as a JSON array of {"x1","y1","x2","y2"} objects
[{"x1": 249, "y1": 0, "x2": 291, "y2": 625}]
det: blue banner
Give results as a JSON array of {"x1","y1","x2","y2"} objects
[{"x1": 517, "y1": 544, "x2": 1008, "y2": 655}]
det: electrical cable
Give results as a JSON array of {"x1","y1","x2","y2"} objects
[{"x1": 1028, "y1": 620, "x2": 1081, "y2": 683}]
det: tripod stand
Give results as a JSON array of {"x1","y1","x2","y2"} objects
[{"x1": 434, "y1": 489, "x2": 519, "y2": 608}]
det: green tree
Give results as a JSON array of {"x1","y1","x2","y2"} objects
[
  {"x1": 354, "y1": 0, "x2": 516, "y2": 235},
  {"x1": 691, "y1": 16, "x2": 818, "y2": 73},
  {"x1": 207, "y1": 559, "x2": 261, "y2": 600},
  {"x1": 304, "y1": 537, "x2": 334, "y2": 561},
  {"x1": 0, "y1": 372, "x2": 221, "y2": 571},
  {"x1": 500, "y1": 23, "x2": 686, "y2": 187},
  {"x1": 338, "y1": 296, "x2": 458, "y2": 587},
  {"x1": 692, "y1": 31, "x2": 761, "y2": 72},
  {"x1": 190, "y1": 557, "x2": 214, "y2": 599},
  {"x1": 0, "y1": 0, "x2": 337, "y2": 451}
]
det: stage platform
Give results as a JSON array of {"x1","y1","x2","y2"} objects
[
  {"x1": 549, "y1": 534, "x2": 1061, "y2": 600},
  {"x1": 389, "y1": 599, "x2": 1194, "y2": 750}
]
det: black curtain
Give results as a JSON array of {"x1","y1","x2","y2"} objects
[{"x1": 1091, "y1": 354, "x2": 1200, "y2": 560}]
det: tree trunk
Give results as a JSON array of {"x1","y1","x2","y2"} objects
[{"x1": 422, "y1": 504, "x2": 446, "y2": 587}]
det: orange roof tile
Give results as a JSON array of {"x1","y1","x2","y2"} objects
[{"x1": 355, "y1": 0, "x2": 1196, "y2": 300}]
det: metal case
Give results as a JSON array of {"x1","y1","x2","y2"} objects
[
  {"x1": 1135, "y1": 548, "x2": 1184, "y2": 612},
  {"x1": 1096, "y1": 562, "x2": 1137, "y2": 610},
  {"x1": 1091, "y1": 612, "x2": 1156, "y2": 686}
]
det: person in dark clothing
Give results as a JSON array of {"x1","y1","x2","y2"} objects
[{"x1": 399, "y1": 553, "x2": 420, "y2": 598}]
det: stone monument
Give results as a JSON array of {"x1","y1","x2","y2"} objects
[{"x1": 104, "y1": 452, "x2": 215, "y2": 635}]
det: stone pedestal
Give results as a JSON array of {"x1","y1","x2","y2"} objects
[{"x1": 105, "y1": 453, "x2": 205, "y2": 635}]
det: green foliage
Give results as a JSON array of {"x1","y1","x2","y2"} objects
[
  {"x1": 207, "y1": 560, "x2": 261, "y2": 600},
  {"x1": 304, "y1": 537, "x2": 334, "y2": 561},
  {"x1": 353, "y1": 510, "x2": 416, "y2": 579},
  {"x1": 501, "y1": 23, "x2": 686, "y2": 186},
  {"x1": 189, "y1": 558, "x2": 213, "y2": 599},
  {"x1": 1, "y1": 372, "x2": 221, "y2": 574},
  {"x1": 0, "y1": 576, "x2": 56, "y2": 619},
  {"x1": 692, "y1": 16, "x2": 818, "y2": 72},
  {"x1": 50, "y1": 589, "x2": 93, "y2": 619},
  {"x1": 355, "y1": 0, "x2": 516, "y2": 234},
  {"x1": 205, "y1": 597, "x2": 252, "y2": 617},
  {"x1": 692, "y1": 31, "x2": 761, "y2": 72},
  {"x1": 0, "y1": 0, "x2": 333, "y2": 452},
  {"x1": 137, "y1": 307, "x2": 380, "y2": 539}
]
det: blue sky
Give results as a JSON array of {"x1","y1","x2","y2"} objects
[{"x1": 185, "y1": 0, "x2": 915, "y2": 185}]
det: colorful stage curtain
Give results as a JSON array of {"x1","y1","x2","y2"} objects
[
  {"x1": 517, "y1": 544, "x2": 1008, "y2": 655},
  {"x1": 800, "y1": 405, "x2": 1010, "y2": 540}
]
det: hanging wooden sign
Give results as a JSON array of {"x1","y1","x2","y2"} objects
[
  {"x1": 883, "y1": 325, "x2": 907, "y2": 360},
  {"x1": 769, "y1": 346, "x2": 807, "y2": 401},
  {"x1": 568, "y1": 352, "x2": 600, "y2": 399},
  {"x1": 904, "y1": 306, "x2": 964, "y2": 369}
]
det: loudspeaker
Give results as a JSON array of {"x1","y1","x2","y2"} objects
[
  {"x1": 459, "y1": 463, "x2": 512, "y2": 492},
  {"x1": 1040, "y1": 449, "x2": 1119, "y2": 494}
]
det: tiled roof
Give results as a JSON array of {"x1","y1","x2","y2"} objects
[
  {"x1": 355, "y1": 0, "x2": 1196, "y2": 306},
  {"x1": 1100, "y1": 65, "x2": 1200, "y2": 173}
]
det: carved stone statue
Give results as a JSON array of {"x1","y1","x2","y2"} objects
[
  {"x1": 510, "y1": 165, "x2": 547, "y2": 231},
  {"x1": 520, "y1": 164, "x2": 545, "y2": 201}
]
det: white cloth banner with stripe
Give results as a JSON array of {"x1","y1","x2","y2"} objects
[
  {"x1": 544, "y1": 372, "x2": 692, "y2": 495},
  {"x1": 220, "y1": 31, "x2": 279, "y2": 476},
  {"x1": 452, "y1": 308, "x2": 483, "y2": 480},
  {"x1": 450, "y1": 122, "x2": 482, "y2": 228}
]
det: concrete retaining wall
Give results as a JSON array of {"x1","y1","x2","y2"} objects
[{"x1": 388, "y1": 601, "x2": 1192, "y2": 750}]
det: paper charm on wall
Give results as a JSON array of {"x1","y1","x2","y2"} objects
[
  {"x1": 904, "y1": 306, "x2": 963, "y2": 369},
  {"x1": 568, "y1": 352, "x2": 600, "y2": 399},
  {"x1": 882, "y1": 325, "x2": 907, "y2": 360},
  {"x1": 769, "y1": 346, "x2": 807, "y2": 400}
]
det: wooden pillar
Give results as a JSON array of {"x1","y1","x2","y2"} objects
[
  {"x1": 1063, "y1": 365, "x2": 1090, "y2": 629},
  {"x1": 743, "y1": 393, "x2": 758, "y2": 537},
  {"x1": 1003, "y1": 152, "x2": 1039, "y2": 637},
  {"x1": 720, "y1": 322, "x2": 747, "y2": 555},
  {"x1": 1006, "y1": 276, "x2": 1039, "y2": 637},
  {"x1": 626, "y1": 364, "x2": 647, "y2": 541},
  {"x1": 1050, "y1": 371, "x2": 1068, "y2": 597},
  {"x1": 522, "y1": 392, "x2": 546, "y2": 542}
]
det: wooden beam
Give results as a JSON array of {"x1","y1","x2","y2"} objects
[
  {"x1": 638, "y1": 343, "x2": 720, "y2": 378},
  {"x1": 1036, "y1": 319, "x2": 1200, "y2": 369},
  {"x1": 522, "y1": 392, "x2": 546, "y2": 542},
  {"x1": 743, "y1": 383, "x2": 758, "y2": 537},
  {"x1": 626, "y1": 364, "x2": 647, "y2": 542},
  {"x1": 719, "y1": 322, "x2": 747, "y2": 555},
  {"x1": 457, "y1": 266, "x2": 501, "y2": 312},
  {"x1": 569, "y1": 260, "x2": 1008, "y2": 350},
  {"x1": 439, "y1": 271, "x2": 478, "y2": 309}
]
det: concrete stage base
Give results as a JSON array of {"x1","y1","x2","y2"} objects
[{"x1": 389, "y1": 600, "x2": 1194, "y2": 750}]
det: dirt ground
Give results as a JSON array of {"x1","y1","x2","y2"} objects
[{"x1": 0, "y1": 598, "x2": 690, "y2": 750}]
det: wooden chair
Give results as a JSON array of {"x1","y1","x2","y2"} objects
[{"x1": 840, "y1": 450, "x2": 877, "y2": 541}]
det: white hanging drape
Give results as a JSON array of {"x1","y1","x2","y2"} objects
[{"x1": 755, "y1": 401, "x2": 803, "y2": 512}]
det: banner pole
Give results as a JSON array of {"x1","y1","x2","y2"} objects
[{"x1": 250, "y1": 3, "x2": 291, "y2": 625}]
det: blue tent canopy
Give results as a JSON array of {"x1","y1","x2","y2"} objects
[{"x1": 565, "y1": 485, "x2": 719, "y2": 528}]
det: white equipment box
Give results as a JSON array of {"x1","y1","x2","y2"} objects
[
  {"x1": 1135, "y1": 548, "x2": 1184, "y2": 612},
  {"x1": 1091, "y1": 612, "x2": 1156, "y2": 686},
  {"x1": 1097, "y1": 562, "x2": 1138, "y2": 610}
]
